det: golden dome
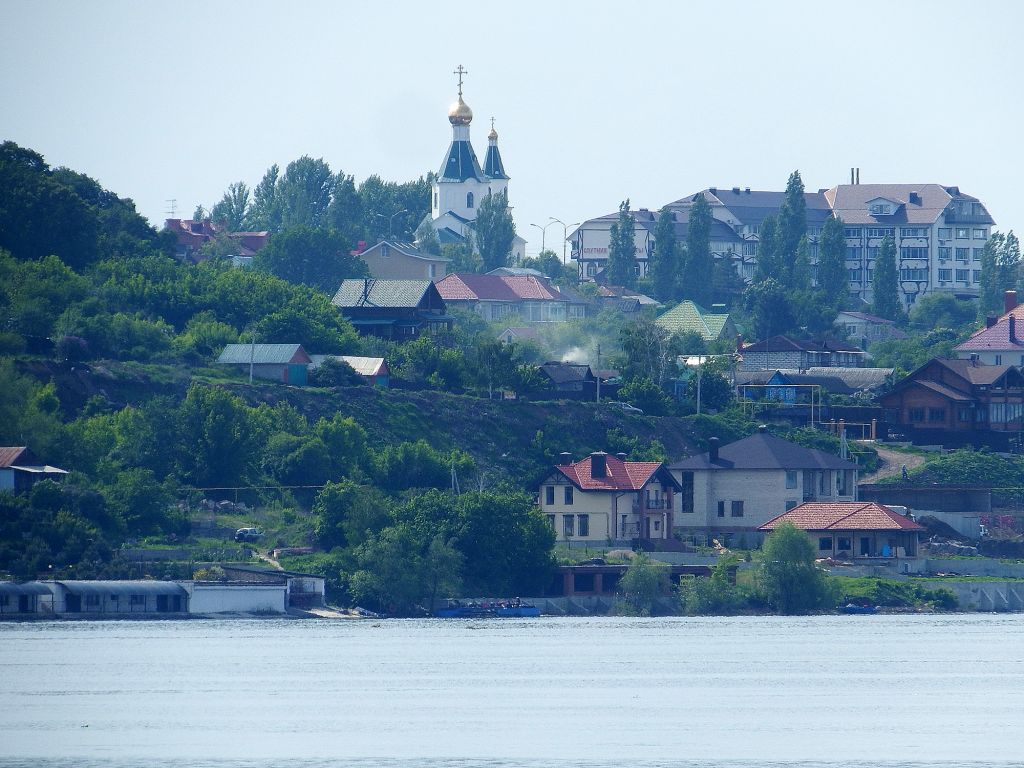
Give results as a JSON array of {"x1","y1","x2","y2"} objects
[{"x1": 448, "y1": 95, "x2": 473, "y2": 126}]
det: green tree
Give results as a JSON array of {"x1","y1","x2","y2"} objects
[
  {"x1": 684, "y1": 369, "x2": 734, "y2": 412},
  {"x1": 753, "y1": 215, "x2": 781, "y2": 282},
  {"x1": 872, "y1": 234, "x2": 903, "y2": 321},
  {"x1": 414, "y1": 215, "x2": 442, "y2": 256},
  {"x1": 979, "y1": 231, "x2": 1021, "y2": 319},
  {"x1": 619, "y1": 376, "x2": 672, "y2": 416},
  {"x1": 475, "y1": 339, "x2": 517, "y2": 397},
  {"x1": 176, "y1": 384, "x2": 264, "y2": 487},
  {"x1": 313, "y1": 480, "x2": 391, "y2": 550},
  {"x1": 683, "y1": 194, "x2": 713, "y2": 306},
  {"x1": 348, "y1": 524, "x2": 431, "y2": 615},
  {"x1": 908, "y1": 292, "x2": 978, "y2": 332},
  {"x1": 101, "y1": 467, "x2": 174, "y2": 536},
  {"x1": 473, "y1": 190, "x2": 516, "y2": 272},
  {"x1": 650, "y1": 207, "x2": 681, "y2": 302},
  {"x1": 277, "y1": 156, "x2": 337, "y2": 231},
  {"x1": 743, "y1": 277, "x2": 796, "y2": 339},
  {"x1": 249, "y1": 164, "x2": 282, "y2": 232},
  {"x1": 210, "y1": 182, "x2": 250, "y2": 230},
  {"x1": 777, "y1": 170, "x2": 807, "y2": 274},
  {"x1": 616, "y1": 553, "x2": 670, "y2": 616},
  {"x1": 791, "y1": 236, "x2": 812, "y2": 292},
  {"x1": 679, "y1": 554, "x2": 744, "y2": 615},
  {"x1": 619, "y1": 318, "x2": 680, "y2": 387},
  {"x1": 254, "y1": 226, "x2": 368, "y2": 292},
  {"x1": 756, "y1": 521, "x2": 834, "y2": 614},
  {"x1": 605, "y1": 199, "x2": 636, "y2": 288},
  {"x1": 817, "y1": 216, "x2": 848, "y2": 309}
]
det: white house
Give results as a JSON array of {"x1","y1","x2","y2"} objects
[{"x1": 669, "y1": 428, "x2": 859, "y2": 546}]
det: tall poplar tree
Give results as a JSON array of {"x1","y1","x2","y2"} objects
[
  {"x1": 754, "y1": 215, "x2": 781, "y2": 282},
  {"x1": 872, "y1": 234, "x2": 902, "y2": 321},
  {"x1": 791, "y1": 236, "x2": 812, "y2": 292},
  {"x1": 817, "y1": 216, "x2": 848, "y2": 309},
  {"x1": 606, "y1": 199, "x2": 636, "y2": 288},
  {"x1": 473, "y1": 190, "x2": 516, "y2": 272},
  {"x1": 684, "y1": 194, "x2": 714, "y2": 306},
  {"x1": 777, "y1": 170, "x2": 807, "y2": 278},
  {"x1": 978, "y1": 231, "x2": 1021, "y2": 319},
  {"x1": 650, "y1": 207, "x2": 680, "y2": 302}
]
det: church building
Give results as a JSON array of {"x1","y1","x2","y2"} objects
[{"x1": 430, "y1": 66, "x2": 525, "y2": 262}]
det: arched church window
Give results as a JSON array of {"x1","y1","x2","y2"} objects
[{"x1": 467, "y1": 192, "x2": 474, "y2": 209}]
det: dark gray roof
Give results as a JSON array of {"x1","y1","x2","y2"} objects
[
  {"x1": 540, "y1": 362, "x2": 595, "y2": 384},
  {"x1": 364, "y1": 239, "x2": 450, "y2": 262},
  {"x1": 55, "y1": 580, "x2": 188, "y2": 596},
  {"x1": 217, "y1": 344, "x2": 307, "y2": 365},
  {"x1": 668, "y1": 188, "x2": 833, "y2": 229},
  {"x1": 484, "y1": 143, "x2": 508, "y2": 180},
  {"x1": 331, "y1": 279, "x2": 435, "y2": 309},
  {"x1": 670, "y1": 432, "x2": 857, "y2": 471},
  {"x1": 438, "y1": 140, "x2": 485, "y2": 182}
]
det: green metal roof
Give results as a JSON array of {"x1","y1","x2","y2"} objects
[
  {"x1": 217, "y1": 344, "x2": 307, "y2": 365},
  {"x1": 331, "y1": 279, "x2": 435, "y2": 309},
  {"x1": 655, "y1": 301, "x2": 735, "y2": 342}
]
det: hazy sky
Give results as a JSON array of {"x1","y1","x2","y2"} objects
[{"x1": 3, "y1": 0, "x2": 1023, "y2": 257}]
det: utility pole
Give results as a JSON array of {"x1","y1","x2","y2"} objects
[{"x1": 596, "y1": 344, "x2": 601, "y2": 403}]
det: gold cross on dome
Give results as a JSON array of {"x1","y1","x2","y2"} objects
[
  {"x1": 453, "y1": 65, "x2": 468, "y2": 96},
  {"x1": 490, "y1": 116, "x2": 495, "y2": 130}
]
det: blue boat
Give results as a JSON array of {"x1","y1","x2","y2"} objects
[{"x1": 841, "y1": 602, "x2": 878, "y2": 615}]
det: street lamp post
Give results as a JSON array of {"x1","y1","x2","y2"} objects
[
  {"x1": 389, "y1": 208, "x2": 408, "y2": 239},
  {"x1": 529, "y1": 221, "x2": 557, "y2": 255},
  {"x1": 549, "y1": 217, "x2": 580, "y2": 265}
]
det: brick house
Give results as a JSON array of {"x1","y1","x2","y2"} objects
[{"x1": 760, "y1": 501, "x2": 925, "y2": 558}]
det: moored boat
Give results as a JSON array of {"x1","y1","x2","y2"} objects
[{"x1": 436, "y1": 598, "x2": 540, "y2": 618}]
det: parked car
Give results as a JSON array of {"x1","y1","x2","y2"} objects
[
  {"x1": 607, "y1": 401, "x2": 643, "y2": 414},
  {"x1": 234, "y1": 527, "x2": 263, "y2": 542}
]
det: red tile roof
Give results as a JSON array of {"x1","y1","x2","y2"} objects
[
  {"x1": 0, "y1": 447, "x2": 31, "y2": 468},
  {"x1": 557, "y1": 454, "x2": 663, "y2": 491},
  {"x1": 760, "y1": 502, "x2": 925, "y2": 532},
  {"x1": 956, "y1": 310, "x2": 1024, "y2": 352}
]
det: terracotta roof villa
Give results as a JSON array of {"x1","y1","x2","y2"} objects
[
  {"x1": 539, "y1": 452, "x2": 681, "y2": 542},
  {"x1": 435, "y1": 273, "x2": 586, "y2": 323},
  {"x1": 760, "y1": 501, "x2": 924, "y2": 558}
]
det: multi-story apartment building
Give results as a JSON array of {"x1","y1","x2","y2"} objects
[
  {"x1": 826, "y1": 183, "x2": 994, "y2": 308},
  {"x1": 570, "y1": 179, "x2": 994, "y2": 308}
]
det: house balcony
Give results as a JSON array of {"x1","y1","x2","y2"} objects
[{"x1": 633, "y1": 499, "x2": 670, "y2": 511}]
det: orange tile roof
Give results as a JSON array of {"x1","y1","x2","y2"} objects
[
  {"x1": 760, "y1": 502, "x2": 925, "y2": 532},
  {"x1": 557, "y1": 454, "x2": 663, "y2": 491}
]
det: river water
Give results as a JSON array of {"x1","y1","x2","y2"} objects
[{"x1": 2, "y1": 614, "x2": 1023, "y2": 767}]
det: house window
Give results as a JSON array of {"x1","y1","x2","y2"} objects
[
  {"x1": 819, "y1": 537, "x2": 833, "y2": 551},
  {"x1": 958, "y1": 407, "x2": 973, "y2": 422},
  {"x1": 900, "y1": 227, "x2": 928, "y2": 238},
  {"x1": 846, "y1": 246, "x2": 862, "y2": 261},
  {"x1": 938, "y1": 228, "x2": 952, "y2": 239},
  {"x1": 973, "y1": 270, "x2": 982, "y2": 282},
  {"x1": 85, "y1": 594, "x2": 100, "y2": 608},
  {"x1": 909, "y1": 407, "x2": 925, "y2": 422},
  {"x1": 844, "y1": 227, "x2": 862, "y2": 239},
  {"x1": 429, "y1": 264, "x2": 436, "y2": 279},
  {"x1": 900, "y1": 247, "x2": 928, "y2": 260},
  {"x1": 995, "y1": 354, "x2": 1002, "y2": 365},
  {"x1": 130, "y1": 594, "x2": 145, "y2": 608},
  {"x1": 956, "y1": 270, "x2": 969, "y2": 283},
  {"x1": 785, "y1": 470, "x2": 797, "y2": 489},
  {"x1": 381, "y1": 244, "x2": 390, "y2": 257},
  {"x1": 929, "y1": 408, "x2": 946, "y2": 422},
  {"x1": 731, "y1": 500, "x2": 744, "y2": 517},
  {"x1": 433, "y1": 192, "x2": 438, "y2": 209},
  {"x1": 564, "y1": 486, "x2": 573, "y2": 505},
  {"x1": 973, "y1": 248, "x2": 984, "y2": 262},
  {"x1": 467, "y1": 192, "x2": 474, "y2": 209},
  {"x1": 577, "y1": 514, "x2": 589, "y2": 537},
  {"x1": 837, "y1": 537, "x2": 852, "y2": 552},
  {"x1": 956, "y1": 247, "x2": 969, "y2": 261},
  {"x1": 867, "y1": 227, "x2": 894, "y2": 238},
  {"x1": 653, "y1": 520, "x2": 661, "y2": 533},
  {"x1": 562, "y1": 514, "x2": 574, "y2": 538},
  {"x1": 717, "y1": 501, "x2": 725, "y2": 518},
  {"x1": 956, "y1": 227, "x2": 970, "y2": 239},
  {"x1": 786, "y1": 500, "x2": 798, "y2": 511},
  {"x1": 680, "y1": 471, "x2": 694, "y2": 513},
  {"x1": 974, "y1": 229, "x2": 986, "y2": 239},
  {"x1": 939, "y1": 247, "x2": 952, "y2": 260},
  {"x1": 545, "y1": 486, "x2": 554, "y2": 505},
  {"x1": 938, "y1": 269, "x2": 952, "y2": 282}
]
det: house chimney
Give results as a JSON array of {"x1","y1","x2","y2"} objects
[
  {"x1": 909, "y1": 191, "x2": 921, "y2": 205},
  {"x1": 850, "y1": 168, "x2": 855, "y2": 185},
  {"x1": 1010, "y1": 315, "x2": 1017, "y2": 345},
  {"x1": 1005, "y1": 290, "x2": 1018, "y2": 314},
  {"x1": 590, "y1": 452, "x2": 607, "y2": 478},
  {"x1": 986, "y1": 315, "x2": 997, "y2": 328},
  {"x1": 558, "y1": 452, "x2": 573, "y2": 466},
  {"x1": 856, "y1": 168, "x2": 860, "y2": 185},
  {"x1": 709, "y1": 438, "x2": 720, "y2": 463}
]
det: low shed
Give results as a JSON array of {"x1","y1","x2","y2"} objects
[
  {"x1": 0, "y1": 582, "x2": 54, "y2": 615},
  {"x1": 51, "y1": 581, "x2": 189, "y2": 614}
]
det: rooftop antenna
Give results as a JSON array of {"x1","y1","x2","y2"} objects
[{"x1": 166, "y1": 198, "x2": 177, "y2": 218}]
